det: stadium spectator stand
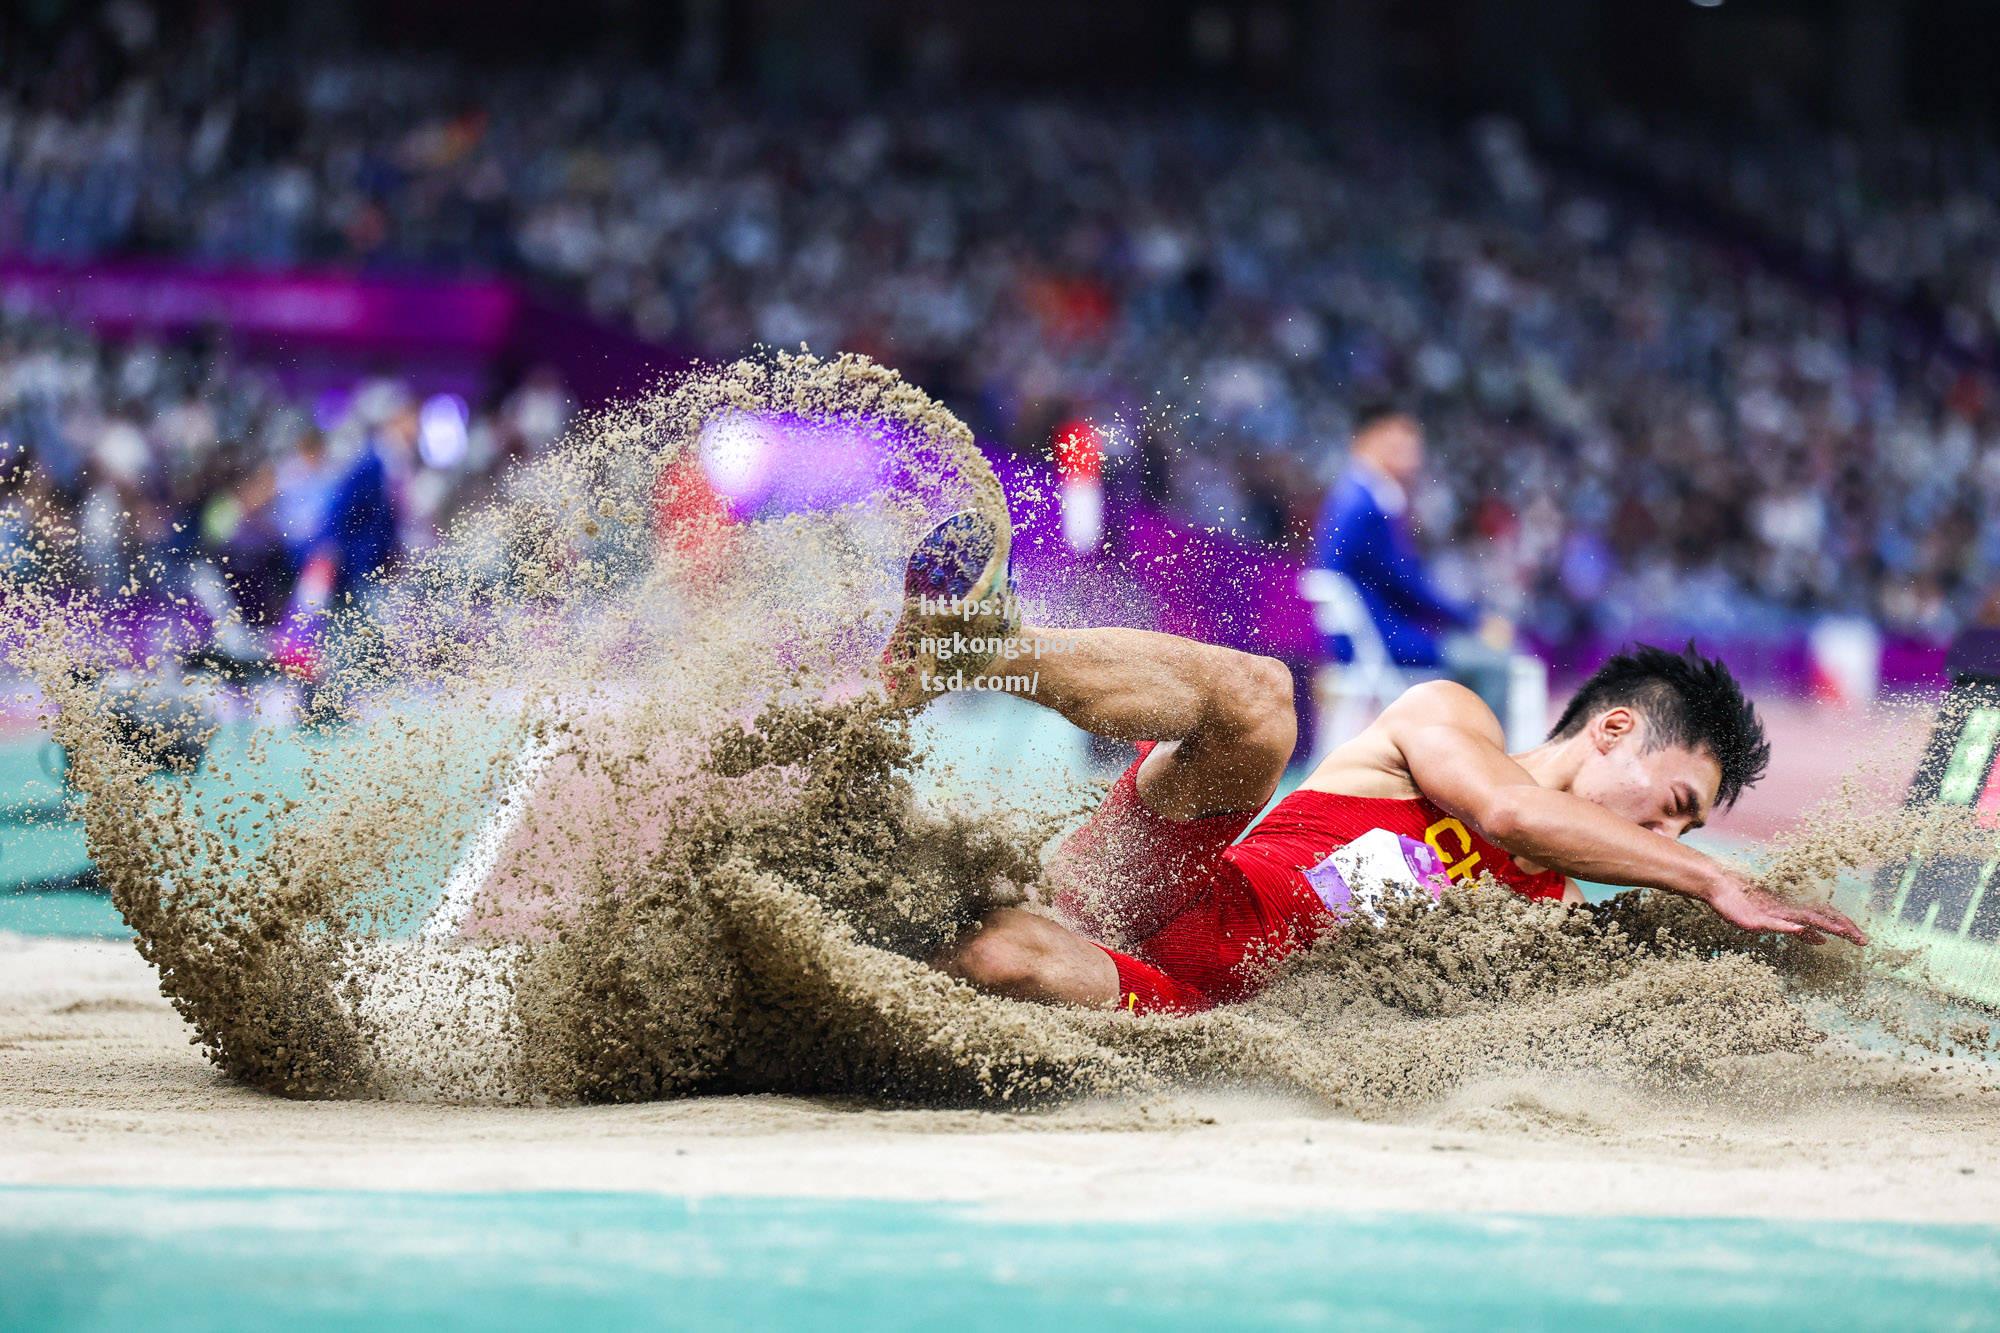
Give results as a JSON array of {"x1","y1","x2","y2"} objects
[{"x1": 3, "y1": 3, "x2": 1998, "y2": 659}]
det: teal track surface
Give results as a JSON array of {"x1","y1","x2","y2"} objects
[
  {"x1": 0, "y1": 890, "x2": 127, "y2": 937},
  {"x1": 3, "y1": 1187, "x2": 1997, "y2": 1332},
  {"x1": 0, "y1": 731, "x2": 88, "y2": 890},
  {"x1": 0, "y1": 713, "x2": 528, "y2": 940}
]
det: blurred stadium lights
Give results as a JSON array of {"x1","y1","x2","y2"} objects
[
  {"x1": 1053, "y1": 419, "x2": 1106, "y2": 555},
  {"x1": 698, "y1": 412, "x2": 777, "y2": 508},
  {"x1": 418, "y1": 395, "x2": 471, "y2": 470}
]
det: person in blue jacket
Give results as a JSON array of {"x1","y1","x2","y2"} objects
[
  {"x1": 1312, "y1": 399, "x2": 1512, "y2": 712},
  {"x1": 281, "y1": 402, "x2": 418, "y2": 646},
  {"x1": 315, "y1": 404, "x2": 417, "y2": 601}
]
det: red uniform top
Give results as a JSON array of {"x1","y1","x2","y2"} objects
[
  {"x1": 1051, "y1": 747, "x2": 1572, "y2": 1015},
  {"x1": 1233, "y1": 787, "x2": 1571, "y2": 904}
]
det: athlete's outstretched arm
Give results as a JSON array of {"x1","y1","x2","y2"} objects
[{"x1": 1380, "y1": 684, "x2": 1867, "y2": 945}]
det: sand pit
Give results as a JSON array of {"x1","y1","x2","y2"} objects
[
  {"x1": 8, "y1": 351, "x2": 2000, "y2": 1250},
  {"x1": 6, "y1": 934, "x2": 1996, "y2": 1224}
]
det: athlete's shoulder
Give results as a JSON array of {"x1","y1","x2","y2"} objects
[{"x1": 1379, "y1": 679, "x2": 1506, "y2": 742}]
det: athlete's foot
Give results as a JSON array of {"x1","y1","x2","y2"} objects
[{"x1": 880, "y1": 508, "x2": 1020, "y2": 709}]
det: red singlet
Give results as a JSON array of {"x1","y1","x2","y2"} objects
[{"x1": 1047, "y1": 743, "x2": 1568, "y2": 1013}]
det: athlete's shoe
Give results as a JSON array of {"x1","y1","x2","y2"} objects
[{"x1": 879, "y1": 508, "x2": 1021, "y2": 709}]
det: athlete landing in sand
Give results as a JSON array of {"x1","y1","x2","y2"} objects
[{"x1": 883, "y1": 511, "x2": 1867, "y2": 1014}]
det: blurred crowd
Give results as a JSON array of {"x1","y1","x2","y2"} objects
[
  {"x1": 0, "y1": 311, "x2": 571, "y2": 644},
  {"x1": 5, "y1": 4, "x2": 2000, "y2": 644},
  {"x1": 1589, "y1": 113, "x2": 2000, "y2": 366}
]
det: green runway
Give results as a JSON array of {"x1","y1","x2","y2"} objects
[{"x1": 3, "y1": 1187, "x2": 1997, "y2": 1332}]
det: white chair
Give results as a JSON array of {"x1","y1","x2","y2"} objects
[
  {"x1": 1298, "y1": 568, "x2": 1422, "y2": 762},
  {"x1": 1503, "y1": 651, "x2": 1549, "y2": 754},
  {"x1": 1297, "y1": 567, "x2": 1550, "y2": 759}
]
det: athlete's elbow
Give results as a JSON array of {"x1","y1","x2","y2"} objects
[{"x1": 1475, "y1": 791, "x2": 1532, "y2": 848}]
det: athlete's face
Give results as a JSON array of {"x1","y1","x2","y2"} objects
[{"x1": 1568, "y1": 707, "x2": 1723, "y2": 840}]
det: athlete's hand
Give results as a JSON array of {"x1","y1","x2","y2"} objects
[{"x1": 1704, "y1": 875, "x2": 1868, "y2": 946}]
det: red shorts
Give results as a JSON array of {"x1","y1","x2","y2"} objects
[{"x1": 1046, "y1": 743, "x2": 1334, "y2": 1013}]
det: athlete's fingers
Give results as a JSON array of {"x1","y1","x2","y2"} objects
[
  {"x1": 1823, "y1": 913, "x2": 1869, "y2": 946},
  {"x1": 1808, "y1": 892, "x2": 1864, "y2": 932},
  {"x1": 1799, "y1": 902, "x2": 1867, "y2": 945}
]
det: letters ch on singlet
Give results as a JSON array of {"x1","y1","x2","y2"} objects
[{"x1": 1423, "y1": 817, "x2": 1483, "y2": 881}]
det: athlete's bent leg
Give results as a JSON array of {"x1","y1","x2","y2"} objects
[
  {"x1": 996, "y1": 624, "x2": 1296, "y2": 820},
  {"x1": 933, "y1": 628, "x2": 1294, "y2": 1007},
  {"x1": 890, "y1": 515, "x2": 1297, "y2": 1006},
  {"x1": 936, "y1": 907, "x2": 1217, "y2": 1012}
]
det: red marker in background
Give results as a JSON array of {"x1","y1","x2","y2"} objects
[
  {"x1": 272, "y1": 549, "x2": 337, "y2": 679},
  {"x1": 1053, "y1": 418, "x2": 1103, "y2": 554},
  {"x1": 654, "y1": 454, "x2": 739, "y2": 582}
]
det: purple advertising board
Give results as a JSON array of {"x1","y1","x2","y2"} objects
[
  {"x1": 0, "y1": 258, "x2": 516, "y2": 352},
  {"x1": 0, "y1": 258, "x2": 686, "y2": 403}
]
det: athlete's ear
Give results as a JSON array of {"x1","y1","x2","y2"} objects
[{"x1": 1591, "y1": 706, "x2": 1638, "y2": 752}]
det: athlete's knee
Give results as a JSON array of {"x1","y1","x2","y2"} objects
[
  {"x1": 942, "y1": 923, "x2": 1046, "y2": 994},
  {"x1": 938, "y1": 911, "x2": 1075, "y2": 998},
  {"x1": 1211, "y1": 652, "x2": 1297, "y2": 770}
]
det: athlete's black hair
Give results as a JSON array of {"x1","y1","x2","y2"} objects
[
  {"x1": 1548, "y1": 642, "x2": 1770, "y2": 809},
  {"x1": 1351, "y1": 395, "x2": 1413, "y2": 435}
]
